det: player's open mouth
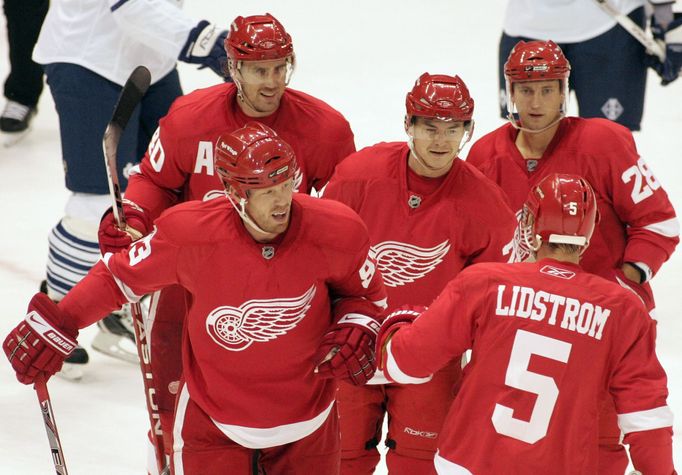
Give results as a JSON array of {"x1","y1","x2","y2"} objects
[{"x1": 272, "y1": 210, "x2": 288, "y2": 221}]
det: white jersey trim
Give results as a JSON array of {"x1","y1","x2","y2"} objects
[
  {"x1": 385, "y1": 340, "x2": 432, "y2": 385},
  {"x1": 642, "y1": 217, "x2": 680, "y2": 238},
  {"x1": 102, "y1": 253, "x2": 144, "y2": 303},
  {"x1": 172, "y1": 383, "x2": 190, "y2": 475},
  {"x1": 617, "y1": 405, "x2": 674, "y2": 434},
  {"x1": 210, "y1": 400, "x2": 335, "y2": 449},
  {"x1": 434, "y1": 450, "x2": 473, "y2": 474}
]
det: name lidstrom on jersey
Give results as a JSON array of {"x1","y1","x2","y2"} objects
[{"x1": 205, "y1": 285, "x2": 317, "y2": 351}]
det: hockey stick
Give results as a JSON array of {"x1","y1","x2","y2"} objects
[
  {"x1": 35, "y1": 374, "x2": 69, "y2": 474},
  {"x1": 102, "y1": 65, "x2": 169, "y2": 474},
  {"x1": 593, "y1": 0, "x2": 666, "y2": 61}
]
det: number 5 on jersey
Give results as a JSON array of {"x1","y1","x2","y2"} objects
[{"x1": 492, "y1": 329, "x2": 572, "y2": 444}]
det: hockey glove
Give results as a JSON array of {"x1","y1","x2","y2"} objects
[
  {"x1": 179, "y1": 20, "x2": 230, "y2": 80},
  {"x1": 314, "y1": 313, "x2": 381, "y2": 385},
  {"x1": 376, "y1": 305, "x2": 425, "y2": 371},
  {"x1": 98, "y1": 200, "x2": 152, "y2": 255},
  {"x1": 609, "y1": 268, "x2": 655, "y2": 313},
  {"x1": 648, "y1": 14, "x2": 682, "y2": 85},
  {"x1": 3, "y1": 293, "x2": 78, "y2": 384}
]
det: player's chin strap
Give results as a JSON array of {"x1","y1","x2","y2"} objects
[
  {"x1": 406, "y1": 122, "x2": 474, "y2": 174},
  {"x1": 224, "y1": 191, "x2": 275, "y2": 238}
]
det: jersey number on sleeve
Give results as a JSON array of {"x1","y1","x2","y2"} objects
[
  {"x1": 128, "y1": 232, "x2": 154, "y2": 266},
  {"x1": 491, "y1": 330, "x2": 572, "y2": 444},
  {"x1": 621, "y1": 157, "x2": 661, "y2": 204}
]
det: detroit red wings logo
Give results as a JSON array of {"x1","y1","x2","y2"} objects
[
  {"x1": 371, "y1": 240, "x2": 450, "y2": 288},
  {"x1": 206, "y1": 285, "x2": 316, "y2": 351}
]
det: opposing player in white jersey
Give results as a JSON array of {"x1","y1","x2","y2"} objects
[
  {"x1": 324, "y1": 73, "x2": 516, "y2": 474},
  {"x1": 377, "y1": 173, "x2": 676, "y2": 474},
  {"x1": 33, "y1": 0, "x2": 230, "y2": 374},
  {"x1": 95, "y1": 13, "x2": 356, "y2": 467},
  {"x1": 4, "y1": 123, "x2": 386, "y2": 474}
]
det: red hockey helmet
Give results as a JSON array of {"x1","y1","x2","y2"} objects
[
  {"x1": 214, "y1": 122, "x2": 298, "y2": 201},
  {"x1": 504, "y1": 40, "x2": 571, "y2": 83},
  {"x1": 518, "y1": 173, "x2": 597, "y2": 254},
  {"x1": 405, "y1": 73, "x2": 474, "y2": 124},
  {"x1": 225, "y1": 13, "x2": 294, "y2": 62}
]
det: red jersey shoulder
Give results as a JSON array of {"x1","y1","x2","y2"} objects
[
  {"x1": 559, "y1": 117, "x2": 636, "y2": 155},
  {"x1": 160, "y1": 83, "x2": 236, "y2": 134},
  {"x1": 295, "y1": 194, "x2": 370, "y2": 252},
  {"x1": 465, "y1": 124, "x2": 514, "y2": 166},
  {"x1": 453, "y1": 159, "x2": 513, "y2": 209},
  {"x1": 333, "y1": 142, "x2": 406, "y2": 180},
  {"x1": 280, "y1": 88, "x2": 352, "y2": 142},
  {"x1": 153, "y1": 197, "x2": 235, "y2": 245}
]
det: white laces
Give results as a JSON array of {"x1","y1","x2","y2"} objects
[{"x1": 1, "y1": 100, "x2": 31, "y2": 121}]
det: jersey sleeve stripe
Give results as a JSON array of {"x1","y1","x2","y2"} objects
[
  {"x1": 385, "y1": 340, "x2": 433, "y2": 385},
  {"x1": 617, "y1": 405, "x2": 674, "y2": 434},
  {"x1": 102, "y1": 253, "x2": 144, "y2": 303},
  {"x1": 642, "y1": 217, "x2": 680, "y2": 238},
  {"x1": 434, "y1": 451, "x2": 473, "y2": 474}
]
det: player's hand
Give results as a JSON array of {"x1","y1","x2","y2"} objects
[
  {"x1": 98, "y1": 200, "x2": 152, "y2": 255},
  {"x1": 3, "y1": 293, "x2": 78, "y2": 384},
  {"x1": 647, "y1": 14, "x2": 682, "y2": 85},
  {"x1": 376, "y1": 305, "x2": 425, "y2": 370},
  {"x1": 313, "y1": 313, "x2": 381, "y2": 385},
  {"x1": 179, "y1": 20, "x2": 231, "y2": 81},
  {"x1": 609, "y1": 268, "x2": 654, "y2": 313}
]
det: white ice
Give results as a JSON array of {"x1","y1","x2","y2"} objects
[{"x1": 1, "y1": 1, "x2": 680, "y2": 473}]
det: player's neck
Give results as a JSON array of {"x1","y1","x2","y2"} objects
[
  {"x1": 535, "y1": 246, "x2": 580, "y2": 265},
  {"x1": 515, "y1": 124, "x2": 559, "y2": 160}
]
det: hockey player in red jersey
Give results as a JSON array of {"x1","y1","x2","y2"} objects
[
  {"x1": 324, "y1": 73, "x2": 516, "y2": 474},
  {"x1": 95, "y1": 13, "x2": 356, "y2": 467},
  {"x1": 4, "y1": 123, "x2": 386, "y2": 474},
  {"x1": 377, "y1": 174, "x2": 676, "y2": 475},
  {"x1": 466, "y1": 40, "x2": 679, "y2": 473}
]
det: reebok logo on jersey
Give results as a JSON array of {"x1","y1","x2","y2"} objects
[
  {"x1": 540, "y1": 265, "x2": 576, "y2": 280},
  {"x1": 370, "y1": 240, "x2": 450, "y2": 288},
  {"x1": 403, "y1": 427, "x2": 438, "y2": 439},
  {"x1": 205, "y1": 285, "x2": 316, "y2": 351}
]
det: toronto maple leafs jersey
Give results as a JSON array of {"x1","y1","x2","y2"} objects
[
  {"x1": 34, "y1": 0, "x2": 196, "y2": 85},
  {"x1": 384, "y1": 259, "x2": 674, "y2": 473},
  {"x1": 59, "y1": 194, "x2": 386, "y2": 446},
  {"x1": 466, "y1": 118, "x2": 679, "y2": 282},
  {"x1": 324, "y1": 142, "x2": 517, "y2": 311},
  {"x1": 125, "y1": 83, "x2": 355, "y2": 219}
]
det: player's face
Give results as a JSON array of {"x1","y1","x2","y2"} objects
[
  {"x1": 244, "y1": 178, "x2": 295, "y2": 241},
  {"x1": 233, "y1": 58, "x2": 291, "y2": 117},
  {"x1": 408, "y1": 117, "x2": 465, "y2": 177},
  {"x1": 511, "y1": 80, "x2": 564, "y2": 130}
]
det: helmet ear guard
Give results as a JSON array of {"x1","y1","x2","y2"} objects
[{"x1": 515, "y1": 173, "x2": 598, "y2": 258}]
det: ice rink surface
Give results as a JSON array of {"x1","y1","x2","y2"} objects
[{"x1": 0, "y1": 1, "x2": 680, "y2": 473}]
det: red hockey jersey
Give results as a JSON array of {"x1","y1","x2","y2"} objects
[
  {"x1": 60, "y1": 194, "x2": 386, "y2": 446},
  {"x1": 324, "y1": 142, "x2": 517, "y2": 311},
  {"x1": 466, "y1": 118, "x2": 679, "y2": 280},
  {"x1": 125, "y1": 82, "x2": 355, "y2": 218},
  {"x1": 384, "y1": 259, "x2": 674, "y2": 474}
]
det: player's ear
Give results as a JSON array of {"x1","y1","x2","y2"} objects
[{"x1": 404, "y1": 115, "x2": 414, "y2": 137}]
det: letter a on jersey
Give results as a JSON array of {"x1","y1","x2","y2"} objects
[{"x1": 205, "y1": 285, "x2": 316, "y2": 351}]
